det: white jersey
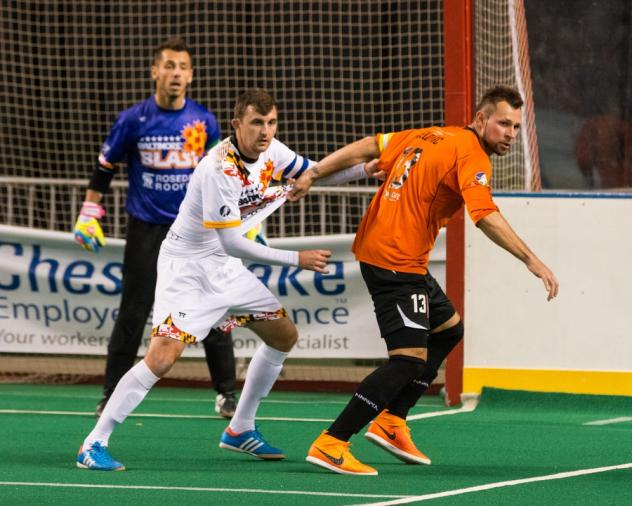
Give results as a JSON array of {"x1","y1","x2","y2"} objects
[
  {"x1": 151, "y1": 136, "x2": 369, "y2": 342},
  {"x1": 165, "y1": 136, "x2": 314, "y2": 257}
]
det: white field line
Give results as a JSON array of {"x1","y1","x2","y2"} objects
[
  {"x1": 0, "y1": 409, "x2": 334, "y2": 422},
  {"x1": 0, "y1": 390, "x2": 439, "y2": 407},
  {"x1": 0, "y1": 481, "x2": 411, "y2": 500},
  {"x1": 352, "y1": 463, "x2": 632, "y2": 506},
  {"x1": 406, "y1": 395, "x2": 479, "y2": 421},
  {"x1": 0, "y1": 400, "x2": 470, "y2": 423},
  {"x1": 0, "y1": 391, "x2": 346, "y2": 404},
  {"x1": 583, "y1": 417, "x2": 632, "y2": 426}
]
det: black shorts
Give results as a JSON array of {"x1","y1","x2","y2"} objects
[{"x1": 360, "y1": 262, "x2": 455, "y2": 349}]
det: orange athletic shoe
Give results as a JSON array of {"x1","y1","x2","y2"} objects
[
  {"x1": 306, "y1": 431, "x2": 378, "y2": 476},
  {"x1": 365, "y1": 410, "x2": 431, "y2": 465}
]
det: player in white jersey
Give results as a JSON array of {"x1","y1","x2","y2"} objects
[{"x1": 76, "y1": 88, "x2": 374, "y2": 471}]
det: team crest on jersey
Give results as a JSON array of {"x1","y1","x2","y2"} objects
[
  {"x1": 384, "y1": 147, "x2": 422, "y2": 201},
  {"x1": 181, "y1": 120, "x2": 207, "y2": 157},
  {"x1": 138, "y1": 131, "x2": 203, "y2": 169},
  {"x1": 475, "y1": 171, "x2": 489, "y2": 186}
]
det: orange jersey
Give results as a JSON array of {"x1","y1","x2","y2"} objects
[{"x1": 352, "y1": 126, "x2": 498, "y2": 274}]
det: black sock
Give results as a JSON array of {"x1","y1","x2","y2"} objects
[
  {"x1": 386, "y1": 321, "x2": 464, "y2": 418},
  {"x1": 385, "y1": 379, "x2": 429, "y2": 419},
  {"x1": 327, "y1": 355, "x2": 425, "y2": 441}
]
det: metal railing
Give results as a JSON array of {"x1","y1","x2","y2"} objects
[{"x1": 0, "y1": 177, "x2": 376, "y2": 238}]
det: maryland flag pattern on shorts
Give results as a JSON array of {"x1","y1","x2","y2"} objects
[
  {"x1": 151, "y1": 315, "x2": 196, "y2": 344},
  {"x1": 215, "y1": 308, "x2": 288, "y2": 334}
]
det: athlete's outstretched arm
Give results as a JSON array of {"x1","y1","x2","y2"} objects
[
  {"x1": 216, "y1": 227, "x2": 331, "y2": 273},
  {"x1": 288, "y1": 136, "x2": 380, "y2": 201},
  {"x1": 477, "y1": 211, "x2": 559, "y2": 301}
]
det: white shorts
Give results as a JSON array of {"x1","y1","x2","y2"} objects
[{"x1": 151, "y1": 252, "x2": 285, "y2": 344}]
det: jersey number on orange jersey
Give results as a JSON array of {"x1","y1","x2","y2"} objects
[{"x1": 384, "y1": 147, "x2": 422, "y2": 202}]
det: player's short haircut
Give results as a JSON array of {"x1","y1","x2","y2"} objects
[
  {"x1": 475, "y1": 85, "x2": 523, "y2": 114},
  {"x1": 233, "y1": 88, "x2": 277, "y2": 119},
  {"x1": 153, "y1": 37, "x2": 192, "y2": 65}
]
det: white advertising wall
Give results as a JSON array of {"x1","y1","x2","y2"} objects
[
  {"x1": 464, "y1": 195, "x2": 632, "y2": 395},
  {"x1": 0, "y1": 225, "x2": 445, "y2": 360}
]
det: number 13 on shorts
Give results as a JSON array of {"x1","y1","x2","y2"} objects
[{"x1": 411, "y1": 293, "x2": 427, "y2": 314}]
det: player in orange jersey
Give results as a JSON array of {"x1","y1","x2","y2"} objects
[{"x1": 290, "y1": 85, "x2": 559, "y2": 476}]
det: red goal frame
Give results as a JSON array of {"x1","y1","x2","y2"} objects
[{"x1": 443, "y1": 0, "x2": 473, "y2": 406}]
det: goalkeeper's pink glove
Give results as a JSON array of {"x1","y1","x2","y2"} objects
[{"x1": 74, "y1": 201, "x2": 106, "y2": 252}]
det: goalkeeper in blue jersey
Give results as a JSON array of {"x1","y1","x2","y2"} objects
[{"x1": 73, "y1": 37, "x2": 238, "y2": 419}]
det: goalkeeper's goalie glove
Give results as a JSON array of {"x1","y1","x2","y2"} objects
[
  {"x1": 245, "y1": 223, "x2": 268, "y2": 246},
  {"x1": 74, "y1": 201, "x2": 106, "y2": 252}
]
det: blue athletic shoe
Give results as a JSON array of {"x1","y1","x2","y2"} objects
[
  {"x1": 76, "y1": 442, "x2": 125, "y2": 471},
  {"x1": 219, "y1": 427, "x2": 285, "y2": 460}
]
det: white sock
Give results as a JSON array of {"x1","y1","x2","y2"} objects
[
  {"x1": 229, "y1": 344, "x2": 288, "y2": 434},
  {"x1": 83, "y1": 360, "x2": 159, "y2": 448}
]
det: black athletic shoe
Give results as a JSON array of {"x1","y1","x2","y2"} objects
[{"x1": 215, "y1": 392, "x2": 237, "y2": 418}]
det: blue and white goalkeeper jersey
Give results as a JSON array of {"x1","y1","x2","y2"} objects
[
  {"x1": 98, "y1": 96, "x2": 220, "y2": 224},
  {"x1": 166, "y1": 136, "x2": 314, "y2": 256}
]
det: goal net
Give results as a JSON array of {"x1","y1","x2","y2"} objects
[
  {"x1": 1, "y1": 0, "x2": 542, "y2": 392},
  {"x1": 0, "y1": 0, "x2": 445, "y2": 389},
  {"x1": 0, "y1": 0, "x2": 444, "y2": 238},
  {"x1": 474, "y1": 0, "x2": 541, "y2": 191}
]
